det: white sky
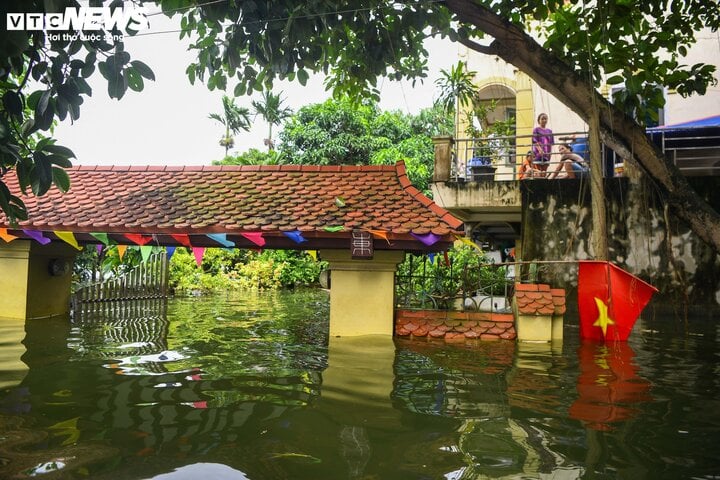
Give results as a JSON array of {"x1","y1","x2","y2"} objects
[{"x1": 53, "y1": 12, "x2": 459, "y2": 166}]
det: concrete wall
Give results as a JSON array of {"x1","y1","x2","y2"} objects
[
  {"x1": 520, "y1": 177, "x2": 720, "y2": 306},
  {"x1": 0, "y1": 240, "x2": 77, "y2": 320}
]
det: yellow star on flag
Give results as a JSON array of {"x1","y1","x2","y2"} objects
[{"x1": 593, "y1": 297, "x2": 615, "y2": 338}]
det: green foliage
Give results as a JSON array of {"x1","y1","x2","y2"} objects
[
  {"x1": 251, "y1": 90, "x2": 292, "y2": 151},
  {"x1": 167, "y1": 247, "x2": 323, "y2": 294},
  {"x1": 212, "y1": 148, "x2": 279, "y2": 166},
  {"x1": 277, "y1": 98, "x2": 449, "y2": 195},
  {"x1": 396, "y1": 244, "x2": 510, "y2": 309},
  {"x1": 209, "y1": 95, "x2": 251, "y2": 155},
  {"x1": 434, "y1": 61, "x2": 478, "y2": 115},
  {"x1": 0, "y1": 0, "x2": 155, "y2": 223}
]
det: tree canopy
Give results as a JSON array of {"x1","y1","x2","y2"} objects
[{"x1": 1, "y1": 0, "x2": 719, "y2": 250}]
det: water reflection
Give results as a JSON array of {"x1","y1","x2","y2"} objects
[
  {"x1": 569, "y1": 341, "x2": 652, "y2": 431},
  {"x1": 0, "y1": 292, "x2": 718, "y2": 479}
]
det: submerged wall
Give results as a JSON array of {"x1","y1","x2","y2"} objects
[{"x1": 520, "y1": 176, "x2": 720, "y2": 307}]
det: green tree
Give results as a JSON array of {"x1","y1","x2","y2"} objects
[
  {"x1": 277, "y1": 98, "x2": 444, "y2": 194},
  {"x1": 251, "y1": 91, "x2": 292, "y2": 151},
  {"x1": 434, "y1": 61, "x2": 478, "y2": 138},
  {"x1": 209, "y1": 95, "x2": 251, "y2": 156},
  {"x1": 212, "y1": 148, "x2": 278, "y2": 166}
]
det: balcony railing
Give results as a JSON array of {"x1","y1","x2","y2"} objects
[{"x1": 436, "y1": 129, "x2": 720, "y2": 183}]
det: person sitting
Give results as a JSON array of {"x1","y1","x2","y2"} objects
[
  {"x1": 547, "y1": 143, "x2": 589, "y2": 179},
  {"x1": 518, "y1": 150, "x2": 543, "y2": 179}
]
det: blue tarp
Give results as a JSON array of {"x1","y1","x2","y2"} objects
[{"x1": 652, "y1": 115, "x2": 720, "y2": 131}]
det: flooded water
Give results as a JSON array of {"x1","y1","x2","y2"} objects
[{"x1": 0, "y1": 289, "x2": 719, "y2": 479}]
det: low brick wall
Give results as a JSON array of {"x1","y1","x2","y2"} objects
[{"x1": 395, "y1": 309, "x2": 517, "y2": 341}]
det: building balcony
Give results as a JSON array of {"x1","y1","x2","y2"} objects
[{"x1": 431, "y1": 126, "x2": 720, "y2": 244}]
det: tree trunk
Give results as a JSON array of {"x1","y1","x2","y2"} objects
[{"x1": 446, "y1": 0, "x2": 720, "y2": 253}]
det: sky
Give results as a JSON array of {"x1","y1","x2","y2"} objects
[{"x1": 53, "y1": 10, "x2": 460, "y2": 167}]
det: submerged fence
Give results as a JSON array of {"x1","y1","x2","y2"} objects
[{"x1": 71, "y1": 252, "x2": 169, "y2": 322}]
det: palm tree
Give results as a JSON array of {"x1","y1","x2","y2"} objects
[
  {"x1": 252, "y1": 91, "x2": 292, "y2": 151},
  {"x1": 434, "y1": 61, "x2": 478, "y2": 139},
  {"x1": 209, "y1": 95, "x2": 251, "y2": 156}
]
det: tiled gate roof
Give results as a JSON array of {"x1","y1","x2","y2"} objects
[{"x1": 0, "y1": 162, "x2": 463, "y2": 250}]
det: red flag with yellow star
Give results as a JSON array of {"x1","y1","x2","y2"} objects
[{"x1": 578, "y1": 261, "x2": 658, "y2": 341}]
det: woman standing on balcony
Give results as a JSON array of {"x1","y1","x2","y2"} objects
[{"x1": 532, "y1": 113, "x2": 554, "y2": 172}]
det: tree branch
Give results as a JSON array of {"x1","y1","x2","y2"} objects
[{"x1": 457, "y1": 37, "x2": 498, "y2": 56}]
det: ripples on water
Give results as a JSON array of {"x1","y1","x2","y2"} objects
[{"x1": 0, "y1": 291, "x2": 718, "y2": 479}]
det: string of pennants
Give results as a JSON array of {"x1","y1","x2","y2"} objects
[{"x1": 0, "y1": 227, "x2": 461, "y2": 266}]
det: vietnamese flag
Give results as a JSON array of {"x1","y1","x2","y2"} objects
[{"x1": 577, "y1": 261, "x2": 658, "y2": 341}]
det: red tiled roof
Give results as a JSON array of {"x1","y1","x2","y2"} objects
[
  {"x1": 0, "y1": 162, "x2": 463, "y2": 249},
  {"x1": 514, "y1": 283, "x2": 557, "y2": 315}
]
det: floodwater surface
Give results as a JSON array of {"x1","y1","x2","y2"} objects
[{"x1": 0, "y1": 289, "x2": 719, "y2": 479}]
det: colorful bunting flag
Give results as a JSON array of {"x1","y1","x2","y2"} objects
[
  {"x1": 140, "y1": 246, "x2": 153, "y2": 263},
  {"x1": 166, "y1": 246, "x2": 176, "y2": 262},
  {"x1": 54, "y1": 231, "x2": 81, "y2": 250},
  {"x1": 117, "y1": 245, "x2": 127, "y2": 260},
  {"x1": 455, "y1": 235, "x2": 482, "y2": 251},
  {"x1": 282, "y1": 230, "x2": 307, "y2": 244},
  {"x1": 23, "y1": 230, "x2": 51, "y2": 245},
  {"x1": 241, "y1": 232, "x2": 265, "y2": 247},
  {"x1": 323, "y1": 226, "x2": 344, "y2": 232},
  {"x1": 90, "y1": 232, "x2": 111, "y2": 245},
  {"x1": 307, "y1": 250, "x2": 317, "y2": 261},
  {"x1": 0, "y1": 228, "x2": 18, "y2": 243},
  {"x1": 171, "y1": 234, "x2": 192, "y2": 247},
  {"x1": 367, "y1": 229, "x2": 392, "y2": 246},
  {"x1": 125, "y1": 233, "x2": 153, "y2": 246},
  {"x1": 444, "y1": 251, "x2": 450, "y2": 267},
  {"x1": 192, "y1": 247, "x2": 205, "y2": 266},
  {"x1": 577, "y1": 261, "x2": 658, "y2": 341},
  {"x1": 96, "y1": 244, "x2": 103, "y2": 255},
  {"x1": 207, "y1": 233, "x2": 235, "y2": 248},
  {"x1": 410, "y1": 232, "x2": 441, "y2": 247},
  {"x1": 428, "y1": 253, "x2": 436, "y2": 264}
]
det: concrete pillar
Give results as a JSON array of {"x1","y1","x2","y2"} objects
[
  {"x1": 432, "y1": 136, "x2": 454, "y2": 182},
  {"x1": 514, "y1": 72, "x2": 535, "y2": 139},
  {"x1": 0, "y1": 240, "x2": 77, "y2": 320},
  {"x1": 320, "y1": 250, "x2": 405, "y2": 337}
]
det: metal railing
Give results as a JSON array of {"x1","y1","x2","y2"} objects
[
  {"x1": 71, "y1": 252, "x2": 169, "y2": 321},
  {"x1": 449, "y1": 129, "x2": 720, "y2": 182}
]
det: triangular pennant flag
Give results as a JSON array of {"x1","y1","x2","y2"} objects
[
  {"x1": 207, "y1": 233, "x2": 235, "y2": 248},
  {"x1": 578, "y1": 261, "x2": 658, "y2": 342},
  {"x1": 54, "y1": 231, "x2": 81, "y2": 250},
  {"x1": 171, "y1": 234, "x2": 192, "y2": 247},
  {"x1": 307, "y1": 250, "x2": 317, "y2": 261},
  {"x1": 367, "y1": 229, "x2": 392, "y2": 246},
  {"x1": 23, "y1": 230, "x2": 51, "y2": 245},
  {"x1": 192, "y1": 247, "x2": 205, "y2": 266},
  {"x1": 90, "y1": 232, "x2": 111, "y2": 245},
  {"x1": 241, "y1": 232, "x2": 265, "y2": 247},
  {"x1": 323, "y1": 226, "x2": 344, "y2": 232},
  {"x1": 140, "y1": 245, "x2": 153, "y2": 263},
  {"x1": 125, "y1": 233, "x2": 153, "y2": 246},
  {"x1": 117, "y1": 244, "x2": 127, "y2": 260},
  {"x1": 455, "y1": 235, "x2": 482, "y2": 251},
  {"x1": 444, "y1": 251, "x2": 451, "y2": 267},
  {"x1": 0, "y1": 228, "x2": 18, "y2": 243},
  {"x1": 428, "y1": 253, "x2": 436, "y2": 264},
  {"x1": 96, "y1": 244, "x2": 103, "y2": 255},
  {"x1": 410, "y1": 232, "x2": 441, "y2": 247},
  {"x1": 282, "y1": 230, "x2": 307, "y2": 244},
  {"x1": 166, "y1": 246, "x2": 176, "y2": 262}
]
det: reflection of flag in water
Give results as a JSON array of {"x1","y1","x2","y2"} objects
[
  {"x1": 578, "y1": 261, "x2": 658, "y2": 341},
  {"x1": 569, "y1": 341, "x2": 652, "y2": 431}
]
